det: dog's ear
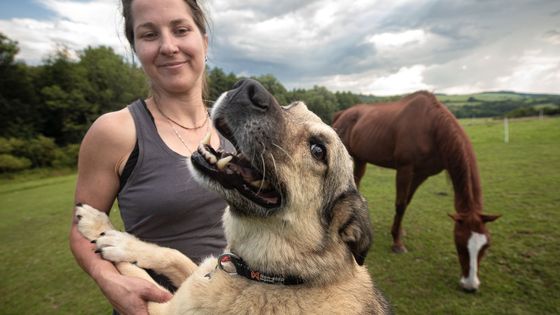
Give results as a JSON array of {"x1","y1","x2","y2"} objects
[{"x1": 326, "y1": 189, "x2": 373, "y2": 265}]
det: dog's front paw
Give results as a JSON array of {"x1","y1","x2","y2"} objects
[
  {"x1": 95, "y1": 230, "x2": 142, "y2": 264},
  {"x1": 75, "y1": 204, "x2": 115, "y2": 241}
]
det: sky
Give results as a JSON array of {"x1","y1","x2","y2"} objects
[{"x1": 1, "y1": 0, "x2": 559, "y2": 96}]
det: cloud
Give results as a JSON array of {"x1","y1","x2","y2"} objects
[
  {"x1": 543, "y1": 30, "x2": 560, "y2": 45},
  {"x1": 495, "y1": 50, "x2": 560, "y2": 94},
  {"x1": 320, "y1": 64, "x2": 432, "y2": 96},
  {"x1": 0, "y1": 0, "x2": 128, "y2": 64},
  {"x1": 366, "y1": 29, "x2": 428, "y2": 50},
  {"x1": 1, "y1": 0, "x2": 559, "y2": 95}
]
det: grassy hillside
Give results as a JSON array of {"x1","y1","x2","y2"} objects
[
  {"x1": 437, "y1": 91, "x2": 526, "y2": 104},
  {"x1": 0, "y1": 117, "x2": 559, "y2": 314},
  {"x1": 435, "y1": 91, "x2": 560, "y2": 118},
  {"x1": 360, "y1": 91, "x2": 560, "y2": 118}
]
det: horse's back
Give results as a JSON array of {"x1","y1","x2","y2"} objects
[
  {"x1": 391, "y1": 92, "x2": 445, "y2": 165},
  {"x1": 333, "y1": 103, "x2": 400, "y2": 167},
  {"x1": 333, "y1": 91, "x2": 446, "y2": 169}
]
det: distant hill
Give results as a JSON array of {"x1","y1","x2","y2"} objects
[{"x1": 358, "y1": 91, "x2": 560, "y2": 118}]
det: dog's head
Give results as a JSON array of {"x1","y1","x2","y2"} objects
[{"x1": 190, "y1": 79, "x2": 372, "y2": 267}]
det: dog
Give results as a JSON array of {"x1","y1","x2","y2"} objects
[{"x1": 76, "y1": 79, "x2": 392, "y2": 314}]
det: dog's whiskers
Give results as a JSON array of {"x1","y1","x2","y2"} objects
[
  {"x1": 269, "y1": 152, "x2": 280, "y2": 181},
  {"x1": 272, "y1": 143, "x2": 295, "y2": 164},
  {"x1": 255, "y1": 151, "x2": 267, "y2": 194},
  {"x1": 269, "y1": 152, "x2": 284, "y2": 203}
]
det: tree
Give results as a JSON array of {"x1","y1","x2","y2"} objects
[
  {"x1": 34, "y1": 46, "x2": 147, "y2": 145},
  {"x1": 288, "y1": 86, "x2": 338, "y2": 123},
  {"x1": 207, "y1": 67, "x2": 238, "y2": 103},
  {"x1": 0, "y1": 33, "x2": 39, "y2": 138},
  {"x1": 33, "y1": 50, "x2": 91, "y2": 144},
  {"x1": 0, "y1": 33, "x2": 19, "y2": 66},
  {"x1": 335, "y1": 91, "x2": 362, "y2": 111},
  {"x1": 79, "y1": 46, "x2": 147, "y2": 113}
]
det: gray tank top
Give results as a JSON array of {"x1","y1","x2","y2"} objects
[{"x1": 117, "y1": 100, "x2": 228, "y2": 263}]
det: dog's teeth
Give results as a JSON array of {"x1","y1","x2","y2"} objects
[
  {"x1": 201, "y1": 132, "x2": 211, "y2": 145},
  {"x1": 198, "y1": 141, "x2": 217, "y2": 164},
  {"x1": 204, "y1": 151, "x2": 217, "y2": 164},
  {"x1": 197, "y1": 143, "x2": 205, "y2": 154},
  {"x1": 250, "y1": 180, "x2": 270, "y2": 189},
  {"x1": 217, "y1": 156, "x2": 233, "y2": 170}
]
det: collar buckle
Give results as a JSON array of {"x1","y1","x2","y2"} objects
[{"x1": 217, "y1": 253, "x2": 240, "y2": 275}]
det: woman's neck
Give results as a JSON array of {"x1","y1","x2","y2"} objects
[{"x1": 151, "y1": 90, "x2": 207, "y2": 126}]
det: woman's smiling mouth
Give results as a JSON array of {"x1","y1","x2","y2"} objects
[{"x1": 159, "y1": 61, "x2": 187, "y2": 69}]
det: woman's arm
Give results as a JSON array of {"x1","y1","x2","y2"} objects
[{"x1": 69, "y1": 110, "x2": 172, "y2": 315}]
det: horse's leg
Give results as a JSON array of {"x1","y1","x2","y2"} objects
[
  {"x1": 407, "y1": 173, "x2": 429, "y2": 205},
  {"x1": 391, "y1": 166, "x2": 413, "y2": 253},
  {"x1": 353, "y1": 159, "x2": 367, "y2": 187},
  {"x1": 400, "y1": 172, "x2": 430, "y2": 238}
]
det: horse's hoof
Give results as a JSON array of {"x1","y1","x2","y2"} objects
[{"x1": 391, "y1": 245, "x2": 408, "y2": 253}]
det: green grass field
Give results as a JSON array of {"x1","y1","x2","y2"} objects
[
  {"x1": 1, "y1": 117, "x2": 559, "y2": 314},
  {"x1": 436, "y1": 92, "x2": 533, "y2": 109},
  {"x1": 437, "y1": 92, "x2": 525, "y2": 104}
]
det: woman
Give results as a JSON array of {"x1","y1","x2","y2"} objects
[{"x1": 69, "y1": 0, "x2": 229, "y2": 314}]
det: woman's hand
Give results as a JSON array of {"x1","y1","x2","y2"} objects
[{"x1": 98, "y1": 273, "x2": 173, "y2": 315}]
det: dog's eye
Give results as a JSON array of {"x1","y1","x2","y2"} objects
[{"x1": 310, "y1": 143, "x2": 327, "y2": 161}]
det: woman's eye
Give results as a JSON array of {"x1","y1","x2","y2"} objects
[
  {"x1": 175, "y1": 27, "x2": 190, "y2": 36},
  {"x1": 141, "y1": 32, "x2": 157, "y2": 40},
  {"x1": 310, "y1": 143, "x2": 327, "y2": 161}
]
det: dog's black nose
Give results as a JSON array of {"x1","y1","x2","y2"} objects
[{"x1": 231, "y1": 78, "x2": 276, "y2": 112}]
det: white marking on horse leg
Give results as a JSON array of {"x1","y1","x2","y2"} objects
[{"x1": 460, "y1": 232, "x2": 487, "y2": 291}]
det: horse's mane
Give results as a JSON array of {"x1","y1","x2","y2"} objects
[{"x1": 428, "y1": 96, "x2": 483, "y2": 215}]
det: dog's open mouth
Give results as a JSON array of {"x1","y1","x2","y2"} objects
[{"x1": 191, "y1": 121, "x2": 282, "y2": 209}]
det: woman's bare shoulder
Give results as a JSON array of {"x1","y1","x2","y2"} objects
[
  {"x1": 84, "y1": 108, "x2": 136, "y2": 151},
  {"x1": 78, "y1": 106, "x2": 138, "y2": 176}
]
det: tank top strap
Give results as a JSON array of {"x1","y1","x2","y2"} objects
[{"x1": 127, "y1": 99, "x2": 158, "y2": 154}]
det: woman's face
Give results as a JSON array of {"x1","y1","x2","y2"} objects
[{"x1": 131, "y1": 0, "x2": 207, "y2": 95}]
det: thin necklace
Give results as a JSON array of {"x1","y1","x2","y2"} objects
[
  {"x1": 154, "y1": 98, "x2": 209, "y2": 130},
  {"x1": 152, "y1": 98, "x2": 211, "y2": 155},
  {"x1": 169, "y1": 121, "x2": 209, "y2": 155}
]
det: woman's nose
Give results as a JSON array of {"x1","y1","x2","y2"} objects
[{"x1": 159, "y1": 32, "x2": 179, "y2": 56}]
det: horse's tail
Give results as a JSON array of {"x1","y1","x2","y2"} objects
[{"x1": 432, "y1": 102, "x2": 483, "y2": 214}]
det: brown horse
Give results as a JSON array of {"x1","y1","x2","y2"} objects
[{"x1": 332, "y1": 91, "x2": 500, "y2": 292}]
